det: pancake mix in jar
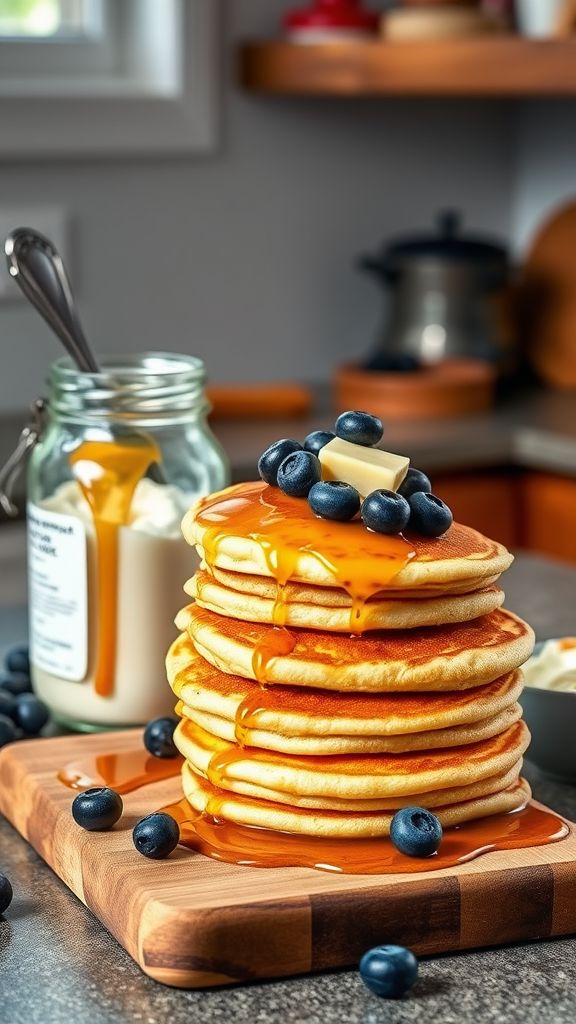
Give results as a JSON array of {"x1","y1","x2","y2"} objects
[{"x1": 24, "y1": 353, "x2": 228, "y2": 730}]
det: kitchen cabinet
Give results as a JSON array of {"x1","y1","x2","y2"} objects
[
  {"x1": 432, "y1": 469, "x2": 576, "y2": 564},
  {"x1": 433, "y1": 470, "x2": 519, "y2": 550},
  {"x1": 519, "y1": 472, "x2": 576, "y2": 564}
]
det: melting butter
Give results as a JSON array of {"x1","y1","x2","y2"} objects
[{"x1": 319, "y1": 437, "x2": 409, "y2": 497}]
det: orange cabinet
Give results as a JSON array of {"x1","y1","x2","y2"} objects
[
  {"x1": 431, "y1": 469, "x2": 576, "y2": 563},
  {"x1": 433, "y1": 470, "x2": 519, "y2": 550},
  {"x1": 519, "y1": 472, "x2": 576, "y2": 564}
]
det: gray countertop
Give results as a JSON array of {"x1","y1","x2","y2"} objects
[
  {"x1": 213, "y1": 389, "x2": 576, "y2": 482},
  {"x1": 1, "y1": 554, "x2": 576, "y2": 1023},
  {"x1": 2, "y1": 390, "x2": 576, "y2": 520}
]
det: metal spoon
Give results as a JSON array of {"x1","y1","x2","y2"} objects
[
  {"x1": 5, "y1": 227, "x2": 100, "y2": 374},
  {"x1": 3, "y1": 227, "x2": 165, "y2": 486}
]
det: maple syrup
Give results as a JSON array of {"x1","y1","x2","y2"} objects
[
  {"x1": 196, "y1": 482, "x2": 418, "y2": 635},
  {"x1": 160, "y1": 796, "x2": 569, "y2": 874},
  {"x1": 55, "y1": 742, "x2": 569, "y2": 874},
  {"x1": 58, "y1": 748, "x2": 182, "y2": 794},
  {"x1": 69, "y1": 438, "x2": 160, "y2": 697}
]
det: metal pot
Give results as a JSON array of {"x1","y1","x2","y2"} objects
[{"x1": 359, "y1": 210, "x2": 511, "y2": 366}]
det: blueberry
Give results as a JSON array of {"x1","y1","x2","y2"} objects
[
  {"x1": 72, "y1": 787, "x2": 123, "y2": 831},
  {"x1": 408, "y1": 491, "x2": 453, "y2": 538},
  {"x1": 258, "y1": 439, "x2": 302, "y2": 486},
  {"x1": 359, "y1": 944, "x2": 418, "y2": 999},
  {"x1": 390, "y1": 806, "x2": 443, "y2": 858},
  {"x1": 0, "y1": 673, "x2": 32, "y2": 696},
  {"x1": 0, "y1": 688, "x2": 17, "y2": 722},
  {"x1": 132, "y1": 812, "x2": 180, "y2": 859},
  {"x1": 14, "y1": 694, "x2": 49, "y2": 735},
  {"x1": 143, "y1": 716, "x2": 179, "y2": 759},
  {"x1": 4, "y1": 645, "x2": 29, "y2": 677},
  {"x1": 277, "y1": 450, "x2": 321, "y2": 498},
  {"x1": 303, "y1": 430, "x2": 336, "y2": 456},
  {"x1": 0, "y1": 873, "x2": 13, "y2": 916},
  {"x1": 361, "y1": 489, "x2": 410, "y2": 535},
  {"x1": 0, "y1": 714, "x2": 18, "y2": 748},
  {"x1": 398, "y1": 468, "x2": 432, "y2": 500},
  {"x1": 308, "y1": 481, "x2": 360, "y2": 522},
  {"x1": 335, "y1": 410, "x2": 383, "y2": 447}
]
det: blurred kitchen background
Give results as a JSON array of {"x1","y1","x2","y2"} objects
[{"x1": 2, "y1": 0, "x2": 576, "y2": 589}]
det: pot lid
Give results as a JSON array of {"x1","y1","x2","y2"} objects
[
  {"x1": 367, "y1": 211, "x2": 508, "y2": 267},
  {"x1": 284, "y1": 0, "x2": 379, "y2": 31}
]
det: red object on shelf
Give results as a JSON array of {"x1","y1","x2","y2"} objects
[{"x1": 283, "y1": 0, "x2": 379, "y2": 32}]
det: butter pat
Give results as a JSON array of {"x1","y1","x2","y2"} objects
[{"x1": 319, "y1": 438, "x2": 409, "y2": 497}]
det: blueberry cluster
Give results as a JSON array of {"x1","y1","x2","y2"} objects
[
  {"x1": 70, "y1": 716, "x2": 181, "y2": 858},
  {"x1": 71, "y1": 785, "x2": 180, "y2": 859},
  {"x1": 0, "y1": 645, "x2": 50, "y2": 749},
  {"x1": 258, "y1": 410, "x2": 453, "y2": 539}
]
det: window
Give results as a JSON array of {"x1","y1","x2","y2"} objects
[
  {"x1": 0, "y1": 0, "x2": 219, "y2": 156},
  {"x1": 0, "y1": 0, "x2": 96, "y2": 38}
]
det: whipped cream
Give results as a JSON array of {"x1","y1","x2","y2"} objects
[{"x1": 523, "y1": 638, "x2": 576, "y2": 693}]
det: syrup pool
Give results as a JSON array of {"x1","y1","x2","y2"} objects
[
  {"x1": 160, "y1": 798, "x2": 569, "y2": 875},
  {"x1": 57, "y1": 745, "x2": 569, "y2": 873},
  {"x1": 58, "y1": 748, "x2": 182, "y2": 794}
]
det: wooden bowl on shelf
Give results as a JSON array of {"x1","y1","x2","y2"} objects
[{"x1": 335, "y1": 358, "x2": 496, "y2": 420}]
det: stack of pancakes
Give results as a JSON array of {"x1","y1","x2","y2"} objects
[{"x1": 167, "y1": 481, "x2": 535, "y2": 839}]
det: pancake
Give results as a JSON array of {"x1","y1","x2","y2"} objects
[
  {"x1": 176, "y1": 699, "x2": 522, "y2": 755},
  {"x1": 200, "y1": 563, "x2": 503, "y2": 602},
  {"x1": 181, "y1": 763, "x2": 531, "y2": 837},
  {"x1": 172, "y1": 479, "x2": 535, "y2": 844},
  {"x1": 176, "y1": 604, "x2": 535, "y2": 692},
  {"x1": 174, "y1": 718, "x2": 530, "y2": 799},
  {"x1": 187, "y1": 570, "x2": 505, "y2": 632},
  {"x1": 181, "y1": 759, "x2": 523, "y2": 812},
  {"x1": 177, "y1": 699, "x2": 522, "y2": 755},
  {"x1": 184, "y1": 482, "x2": 513, "y2": 594},
  {"x1": 167, "y1": 634, "x2": 524, "y2": 736}
]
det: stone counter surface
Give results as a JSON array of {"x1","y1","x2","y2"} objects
[
  {"x1": 1, "y1": 554, "x2": 576, "y2": 1024},
  {"x1": 214, "y1": 390, "x2": 576, "y2": 482}
]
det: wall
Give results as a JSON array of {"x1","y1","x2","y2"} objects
[
  {"x1": 0, "y1": 0, "x2": 516, "y2": 413},
  {"x1": 512, "y1": 103, "x2": 576, "y2": 254}
]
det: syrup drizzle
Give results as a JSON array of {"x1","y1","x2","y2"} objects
[
  {"x1": 251, "y1": 627, "x2": 296, "y2": 685},
  {"x1": 69, "y1": 438, "x2": 159, "y2": 697},
  {"x1": 160, "y1": 797, "x2": 569, "y2": 875},
  {"x1": 195, "y1": 482, "x2": 417, "y2": 635},
  {"x1": 234, "y1": 691, "x2": 272, "y2": 746}
]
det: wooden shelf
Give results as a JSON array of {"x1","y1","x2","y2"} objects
[{"x1": 241, "y1": 38, "x2": 576, "y2": 98}]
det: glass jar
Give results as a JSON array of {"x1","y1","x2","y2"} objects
[{"x1": 26, "y1": 352, "x2": 228, "y2": 731}]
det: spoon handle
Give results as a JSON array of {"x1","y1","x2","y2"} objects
[{"x1": 5, "y1": 227, "x2": 100, "y2": 374}]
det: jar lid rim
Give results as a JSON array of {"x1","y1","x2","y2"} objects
[{"x1": 51, "y1": 351, "x2": 205, "y2": 380}]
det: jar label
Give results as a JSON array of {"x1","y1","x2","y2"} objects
[{"x1": 27, "y1": 502, "x2": 88, "y2": 681}]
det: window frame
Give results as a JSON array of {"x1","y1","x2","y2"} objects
[
  {"x1": 0, "y1": 1, "x2": 117, "y2": 77},
  {"x1": 0, "y1": 0, "x2": 220, "y2": 157}
]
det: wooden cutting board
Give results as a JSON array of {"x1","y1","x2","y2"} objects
[{"x1": 1, "y1": 730, "x2": 575, "y2": 990}]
